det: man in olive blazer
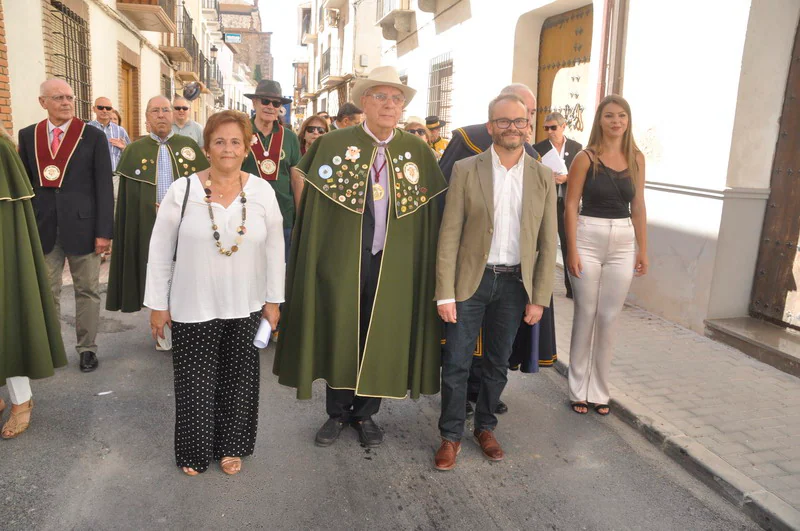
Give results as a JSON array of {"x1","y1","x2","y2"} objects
[{"x1": 433, "y1": 93, "x2": 557, "y2": 470}]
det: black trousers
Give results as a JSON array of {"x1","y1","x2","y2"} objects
[
  {"x1": 557, "y1": 197, "x2": 571, "y2": 295},
  {"x1": 325, "y1": 250, "x2": 382, "y2": 421}
]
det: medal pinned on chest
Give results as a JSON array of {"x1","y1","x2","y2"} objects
[
  {"x1": 371, "y1": 152, "x2": 388, "y2": 202},
  {"x1": 33, "y1": 120, "x2": 86, "y2": 188},
  {"x1": 251, "y1": 124, "x2": 285, "y2": 181}
]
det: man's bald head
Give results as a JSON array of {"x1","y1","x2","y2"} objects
[
  {"x1": 172, "y1": 96, "x2": 191, "y2": 125},
  {"x1": 38, "y1": 78, "x2": 75, "y2": 124},
  {"x1": 93, "y1": 97, "x2": 113, "y2": 125},
  {"x1": 500, "y1": 83, "x2": 536, "y2": 114},
  {"x1": 40, "y1": 78, "x2": 72, "y2": 98}
]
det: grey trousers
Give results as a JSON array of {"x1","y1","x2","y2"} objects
[{"x1": 44, "y1": 241, "x2": 101, "y2": 354}]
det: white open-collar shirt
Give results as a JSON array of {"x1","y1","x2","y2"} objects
[
  {"x1": 437, "y1": 145, "x2": 525, "y2": 306},
  {"x1": 487, "y1": 145, "x2": 525, "y2": 266}
]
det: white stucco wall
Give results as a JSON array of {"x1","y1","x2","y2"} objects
[
  {"x1": 381, "y1": 0, "x2": 604, "y2": 132},
  {"x1": 6, "y1": 1, "x2": 48, "y2": 129}
]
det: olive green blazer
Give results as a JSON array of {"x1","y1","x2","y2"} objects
[{"x1": 435, "y1": 149, "x2": 557, "y2": 306}]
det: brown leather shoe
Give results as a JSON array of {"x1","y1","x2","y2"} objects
[
  {"x1": 474, "y1": 429, "x2": 504, "y2": 461},
  {"x1": 434, "y1": 439, "x2": 461, "y2": 471}
]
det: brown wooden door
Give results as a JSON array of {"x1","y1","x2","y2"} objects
[
  {"x1": 750, "y1": 19, "x2": 800, "y2": 328},
  {"x1": 120, "y1": 61, "x2": 139, "y2": 137},
  {"x1": 535, "y1": 5, "x2": 593, "y2": 143}
]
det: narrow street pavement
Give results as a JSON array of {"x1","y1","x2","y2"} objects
[
  {"x1": 0, "y1": 271, "x2": 761, "y2": 530},
  {"x1": 551, "y1": 270, "x2": 800, "y2": 530}
]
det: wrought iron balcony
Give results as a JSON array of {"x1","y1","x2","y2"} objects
[
  {"x1": 117, "y1": 0, "x2": 176, "y2": 33},
  {"x1": 320, "y1": 47, "x2": 343, "y2": 88},
  {"x1": 375, "y1": 0, "x2": 414, "y2": 41},
  {"x1": 175, "y1": 36, "x2": 201, "y2": 83},
  {"x1": 159, "y1": 4, "x2": 193, "y2": 64}
]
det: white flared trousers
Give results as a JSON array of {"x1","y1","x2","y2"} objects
[
  {"x1": 6, "y1": 376, "x2": 32, "y2": 405},
  {"x1": 568, "y1": 216, "x2": 635, "y2": 405}
]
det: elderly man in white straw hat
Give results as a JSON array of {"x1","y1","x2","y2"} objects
[{"x1": 274, "y1": 66, "x2": 448, "y2": 449}]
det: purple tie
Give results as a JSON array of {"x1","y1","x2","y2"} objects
[{"x1": 371, "y1": 146, "x2": 388, "y2": 255}]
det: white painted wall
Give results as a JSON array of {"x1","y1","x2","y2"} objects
[{"x1": 6, "y1": 1, "x2": 47, "y2": 130}]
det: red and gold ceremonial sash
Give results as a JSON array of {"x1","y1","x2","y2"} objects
[
  {"x1": 34, "y1": 119, "x2": 85, "y2": 188},
  {"x1": 250, "y1": 124, "x2": 284, "y2": 181}
]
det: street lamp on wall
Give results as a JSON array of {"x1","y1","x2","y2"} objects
[{"x1": 210, "y1": 44, "x2": 218, "y2": 60}]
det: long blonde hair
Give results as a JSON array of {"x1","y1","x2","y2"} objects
[{"x1": 586, "y1": 94, "x2": 640, "y2": 182}]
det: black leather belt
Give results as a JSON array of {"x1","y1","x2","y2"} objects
[{"x1": 486, "y1": 264, "x2": 521, "y2": 274}]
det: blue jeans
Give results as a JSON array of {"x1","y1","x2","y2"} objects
[{"x1": 439, "y1": 268, "x2": 527, "y2": 441}]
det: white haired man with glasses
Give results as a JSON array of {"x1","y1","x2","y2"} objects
[
  {"x1": 17, "y1": 79, "x2": 114, "y2": 373},
  {"x1": 274, "y1": 66, "x2": 448, "y2": 450},
  {"x1": 433, "y1": 93, "x2": 557, "y2": 470}
]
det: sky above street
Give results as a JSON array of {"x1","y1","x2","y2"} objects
[{"x1": 259, "y1": 0, "x2": 304, "y2": 96}]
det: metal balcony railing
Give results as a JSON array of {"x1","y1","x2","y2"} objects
[
  {"x1": 376, "y1": 0, "x2": 395, "y2": 21},
  {"x1": 320, "y1": 47, "x2": 341, "y2": 82},
  {"x1": 119, "y1": 0, "x2": 176, "y2": 24},
  {"x1": 202, "y1": 0, "x2": 218, "y2": 11},
  {"x1": 200, "y1": 54, "x2": 208, "y2": 85}
]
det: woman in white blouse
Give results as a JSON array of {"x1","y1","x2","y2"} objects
[{"x1": 144, "y1": 110, "x2": 284, "y2": 476}]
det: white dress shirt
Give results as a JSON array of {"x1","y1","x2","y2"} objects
[
  {"x1": 437, "y1": 145, "x2": 525, "y2": 306},
  {"x1": 487, "y1": 145, "x2": 524, "y2": 266},
  {"x1": 143, "y1": 173, "x2": 285, "y2": 322}
]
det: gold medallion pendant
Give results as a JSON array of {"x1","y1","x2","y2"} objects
[
  {"x1": 260, "y1": 159, "x2": 277, "y2": 175},
  {"x1": 373, "y1": 182, "x2": 385, "y2": 201},
  {"x1": 43, "y1": 165, "x2": 61, "y2": 181}
]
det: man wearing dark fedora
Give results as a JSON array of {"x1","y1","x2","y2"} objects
[
  {"x1": 242, "y1": 79, "x2": 301, "y2": 258},
  {"x1": 426, "y1": 115, "x2": 449, "y2": 159}
]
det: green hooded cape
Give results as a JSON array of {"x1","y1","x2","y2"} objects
[
  {"x1": 106, "y1": 134, "x2": 208, "y2": 312},
  {"x1": 1, "y1": 137, "x2": 67, "y2": 384},
  {"x1": 273, "y1": 126, "x2": 447, "y2": 399}
]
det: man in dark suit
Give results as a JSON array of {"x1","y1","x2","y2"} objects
[
  {"x1": 533, "y1": 112, "x2": 583, "y2": 299},
  {"x1": 18, "y1": 79, "x2": 114, "y2": 373}
]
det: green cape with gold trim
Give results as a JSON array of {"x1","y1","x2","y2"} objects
[
  {"x1": 106, "y1": 134, "x2": 208, "y2": 312},
  {"x1": 273, "y1": 126, "x2": 447, "y2": 399},
  {"x1": 1, "y1": 137, "x2": 67, "y2": 384}
]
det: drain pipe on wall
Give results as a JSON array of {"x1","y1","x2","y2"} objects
[{"x1": 596, "y1": 0, "x2": 613, "y2": 103}]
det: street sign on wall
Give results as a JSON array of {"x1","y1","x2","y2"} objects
[{"x1": 224, "y1": 33, "x2": 242, "y2": 44}]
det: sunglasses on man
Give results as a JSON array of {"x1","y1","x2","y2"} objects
[
  {"x1": 260, "y1": 99, "x2": 283, "y2": 108},
  {"x1": 173, "y1": 106, "x2": 189, "y2": 111},
  {"x1": 543, "y1": 125, "x2": 561, "y2": 131},
  {"x1": 408, "y1": 129, "x2": 427, "y2": 136},
  {"x1": 95, "y1": 105, "x2": 113, "y2": 111},
  {"x1": 306, "y1": 126, "x2": 326, "y2": 134}
]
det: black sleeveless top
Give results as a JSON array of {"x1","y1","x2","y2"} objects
[{"x1": 580, "y1": 152, "x2": 635, "y2": 219}]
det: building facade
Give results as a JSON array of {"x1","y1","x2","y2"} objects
[
  {"x1": 355, "y1": 0, "x2": 800, "y2": 341},
  {"x1": 297, "y1": 0, "x2": 383, "y2": 122}
]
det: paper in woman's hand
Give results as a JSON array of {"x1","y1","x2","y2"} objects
[{"x1": 253, "y1": 318, "x2": 272, "y2": 349}]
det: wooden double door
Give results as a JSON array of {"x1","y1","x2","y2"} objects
[{"x1": 750, "y1": 20, "x2": 800, "y2": 328}]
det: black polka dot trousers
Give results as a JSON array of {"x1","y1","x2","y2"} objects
[{"x1": 171, "y1": 311, "x2": 261, "y2": 473}]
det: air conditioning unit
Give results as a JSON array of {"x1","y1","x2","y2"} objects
[{"x1": 325, "y1": 8, "x2": 340, "y2": 27}]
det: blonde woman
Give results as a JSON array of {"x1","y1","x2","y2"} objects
[
  {"x1": 0, "y1": 123, "x2": 67, "y2": 439},
  {"x1": 564, "y1": 95, "x2": 648, "y2": 416}
]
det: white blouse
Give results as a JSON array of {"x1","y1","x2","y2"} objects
[{"x1": 143, "y1": 173, "x2": 285, "y2": 323}]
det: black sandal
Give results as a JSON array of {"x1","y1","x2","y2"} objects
[
  {"x1": 570, "y1": 402, "x2": 589, "y2": 414},
  {"x1": 593, "y1": 404, "x2": 610, "y2": 416}
]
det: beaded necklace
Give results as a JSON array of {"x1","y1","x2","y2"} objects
[{"x1": 203, "y1": 173, "x2": 247, "y2": 256}]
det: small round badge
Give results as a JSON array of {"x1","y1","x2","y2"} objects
[
  {"x1": 261, "y1": 159, "x2": 277, "y2": 175},
  {"x1": 405, "y1": 152, "x2": 412, "y2": 159},
  {"x1": 332, "y1": 155, "x2": 342, "y2": 165},
  {"x1": 319, "y1": 165, "x2": 333, "y2": 179},
  {"x1": 43, "y1": 165, "x2": 61, "y2": 181},
  {"x1": 180, "y1": 147, "x2": 196, "y2": 161},
  {"x1": 403, "y1": 162, "x2": 420, "y2": 185}
]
